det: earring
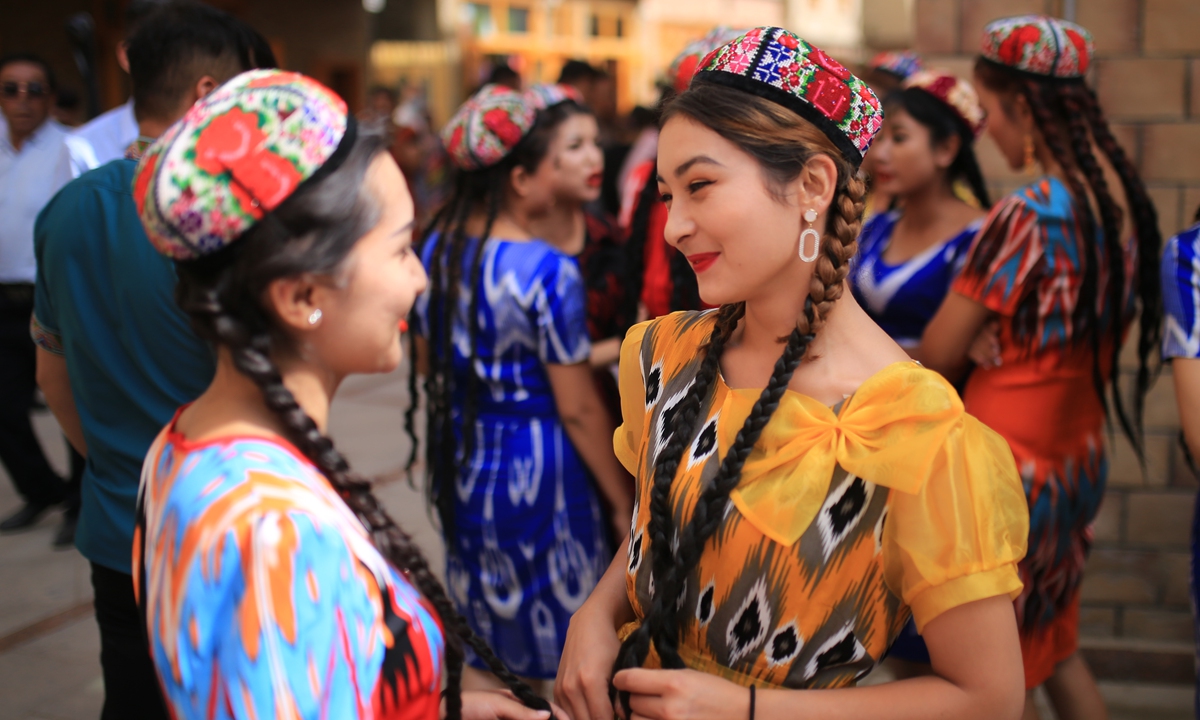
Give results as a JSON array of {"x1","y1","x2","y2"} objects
[
  {"x1": 799, "y1": 209, "x2": 820, "y2": 262},
  {"x1": 308, "y1": 309, "x2": 323, "y2": 325},
  {"x1": 1023, "y1": 133, "x2": 1036, "y2": 175}
]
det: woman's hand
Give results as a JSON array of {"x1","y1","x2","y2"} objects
[
  {"x1": 967, "y1": 319, "x2": 1002, "y2": 369},
  {"x1": 460, "y1": 690, "x2": 571, "y2": 720},
  {"x1": 555, "y1": 604, "x2": 623, "y2": 720},
  {"x1": 612, "y1": 668, "x2": 747, "y2": 720}
]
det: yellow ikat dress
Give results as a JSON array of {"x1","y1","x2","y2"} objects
[{"x1": 615, "y1": 311, "x2": 1029, "y2": 689}]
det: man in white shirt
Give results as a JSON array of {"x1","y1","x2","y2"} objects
[
  {"x1": 54, "y1": 0, "x2": 163, "y2": 182},
  {"x1": 0, "y1": 53, "x2": 71, "y2": 533}
]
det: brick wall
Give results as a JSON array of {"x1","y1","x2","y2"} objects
[{"x1": 912, "y1": 0, "x2": 1198, "y2": 649}]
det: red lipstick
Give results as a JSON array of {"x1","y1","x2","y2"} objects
[
  {"x1": 686, "y1": 252, "x2": 719, "y2": 273},
  {"x1": 587, "y1": 172, "x2": 602, "y2": 188}
]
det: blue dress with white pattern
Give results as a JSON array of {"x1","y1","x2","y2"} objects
[
  {"x1": 1160, "y1": 221, "x2": 1200, "y2": 718},
  {"x1": 414, "y1": 234, "x2": 610, "y2": 679},
  {"x1": 850, "y1": 210, "x2": 982, "y2": 348}
]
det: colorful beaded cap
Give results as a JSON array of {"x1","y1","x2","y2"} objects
[
  {"x1": 668, "y1": 26, "x2": 749, "y2": 93},
  {"x1": 868, "y1": 50, "x2": 924, "y2": 80},
  {"x1": 903, "y1": 70, "x2": 987, "y2": 139},
  {"x1": 441, "y1": 84, "x2": 537, "y2": 171},
  {"x1": 980, "y1": 15, "x2": 1093, "y2": 80},
  {"x1": 524, "y1": 83, "x2": 585, "y2": 112},
  {"x1": 694, "y1": 27, "x2": 883, "y2": 166},
  {"x1": 135, "y1": 69, "x2": 351, "y2": 260}
]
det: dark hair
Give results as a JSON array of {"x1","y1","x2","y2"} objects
[
  {"x1": 974, "y1": 58, "x2": 1162, "y2": 463},
  {"x1": 125, "y1": 0, "x2": 166, "y2": 38},
  {"x1": 410, "y1": 99, "x2": 588, "y2": 539},
  {"x1": 0, "y1": 52, "x2": 56, "y2": 92},
  {"x1": 558, "y1": 59, "x2": 598, "y2": 85},
  {"x1": 883, "y1": 87, "x2": 990, "y2": 207},
  {"x1": 174, "y1": 125, "x2": 548, "y2": 720},
  {"x1": 55, "y1": 87, "x2": 80, "y2": 111},
  {"x1": 486, "y1": 63, "x2": 520, "y2": 89},
  {"x1": 610, "y1": 82, "x2": 867, "y2": 715},
  {"x1": 125, "y1": 2, "x2": 248, "y2": 121}
]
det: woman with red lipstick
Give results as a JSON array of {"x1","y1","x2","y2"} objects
[
  {"x1": 850, "y1": 71, "x2": 989, "y2": 352},
  {"x1": 554, "y1": 27, "x2": 1029, "y2": 720},
  {"x1": 412, "y1": 84, "x2": 633, "y2": 695}
]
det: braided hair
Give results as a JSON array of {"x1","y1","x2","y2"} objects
[
  {"x1": 610, "y1": 83, "x2": 867, "y2": 715},
  {"x1": 882, "y1": 87, "x2": 990, "y2": 208},
  {"x1": 975, "y1": 59, "x2": 1162, "y2": 457},
  {"x1": 174, "y1": 125, "x2": 549, "y2": 720}
]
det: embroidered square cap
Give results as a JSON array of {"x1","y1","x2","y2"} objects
[
  {"x1": 980, "y1": 15, "x2": 1093, "y2": 80},
  {"x1": 442, "y1": 84, "x2": 537, "y2": 171}
]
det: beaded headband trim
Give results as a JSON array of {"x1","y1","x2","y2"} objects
[{"x1": 693, "y1": 27, "x2": 883, "y2": 167}]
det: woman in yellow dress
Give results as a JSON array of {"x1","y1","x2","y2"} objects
[{"x1": 554, "y1": 27, "x2": 1031, "y2": 720}]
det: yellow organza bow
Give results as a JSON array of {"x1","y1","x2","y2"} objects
[{"x1": 726, "y1": 362, "x2": 964, "y2": 547}]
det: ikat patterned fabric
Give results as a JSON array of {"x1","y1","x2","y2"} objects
[
  {"x1": 694, "y1": 27, "x2": 882, "y2": 166},
  {"x1": 868, "y1": 50, "x2": 924, "y2": 80},
  {"x1": 135, "y1": 69, "x2": 350, "y2": 260},
  {"x1": 441, "y1": 84, "x2": 536, "y2": 171},
  {"x1": 1162, "y1": 222, "x2": 1200, "y2": 361},
  {"x1": 980, "y1": 15, "x2": 1094, "y2": 80},
  {"x1": 903, "y1": 70, "x2": 987, "y2": 139}
]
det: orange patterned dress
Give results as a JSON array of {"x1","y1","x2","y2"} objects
[{"x1": 613, "y1": 311, "x2": 1029, "y2": 688}]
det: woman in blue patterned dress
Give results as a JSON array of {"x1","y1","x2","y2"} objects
[
  {"x1": 851, "y1": 70, "x2": 990, "y2": 351},
  {"x1": 413, "y1": 86, "x2": 633, "y2": 690},
  {"x1": 1162, "y1": 205, "x2": 1200, "y2": 719}
]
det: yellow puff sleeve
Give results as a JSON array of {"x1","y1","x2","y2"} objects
[
  {"x1": 883, "y1": 414, "x2": 1029, "y2": 632},
  {"x1": 613, "y1": 321, "x2": 651, "y2": 477}
]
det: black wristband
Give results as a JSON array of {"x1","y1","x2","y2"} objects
[{"x1": 749, "y1": 684, "x2": 756, "y2": 720}]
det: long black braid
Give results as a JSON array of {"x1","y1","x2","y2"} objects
[{"x1": 175, "y1": 126, "x2": 549, "y2": 720}]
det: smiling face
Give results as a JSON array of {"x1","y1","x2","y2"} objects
[
  {"x1": 656, "y1": 115, "x2": 814, "y2": 307},
  {"x1": 306, "y1": 154, "x2": 427, "y2": 376},
  {"x1": 547, "y1": 111, "x2": 604, "y2": 203}
]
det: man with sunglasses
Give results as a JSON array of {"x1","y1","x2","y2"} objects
[{"x1": 0, "y1": 52, "x2": 71, "y2": 536}]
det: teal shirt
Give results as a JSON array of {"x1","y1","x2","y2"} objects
[{"x1": 32, "y1": 158, "x2": 214, "y2": 574}]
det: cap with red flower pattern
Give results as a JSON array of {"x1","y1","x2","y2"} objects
[
  {"x1": 524, "y1": 83, "x2": 585, "y2": 112},
  {"x1": 134, "y1": 69, "x2": 353, "y2": 260},
  {"x1": 667, "y1": 26, "x2": 750, "y2": 93},
  {"x1": 903, "y1": 70, "x2": 987, "y2": 139},
  {"x1": 442, "y1": 84, "x2": 537, "y2": 171},
  {"x1": 981, "y1": 15, "x2": 1093, "y2": 80},
  {"x1": 693, "y1": 27, "x2": 882, "y2": 167},
  {"x1": 868, "y1": 50, "x2": 924, "y2": 80}
]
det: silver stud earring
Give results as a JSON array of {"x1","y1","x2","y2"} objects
[
  {"x1": 799, "y1": 209, "x2": 820, "y2": 262},
  {"x1": 308, "y1": 309, "x2": 323, "y2": 325}
]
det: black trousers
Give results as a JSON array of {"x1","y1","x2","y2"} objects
[
  {"x1": 90, "y1": 562, "x2": 170, "y2": 720},
  {"x1": 0, "y1": 286, "x2": 65, "y2": 506}
]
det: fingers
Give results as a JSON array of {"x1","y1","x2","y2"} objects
[
  {"x1": 548, "y1": 700, "x2": 574, "y2": 720},
  {"x1": 584, "y1": 675, "x2": 615, "y2": 720},
  {"x1": 628, "y1": 693, "x2": 665, "y2": 719},
  {"x1": 611, "y1": 668, "x2": 669, "y2": 695}
]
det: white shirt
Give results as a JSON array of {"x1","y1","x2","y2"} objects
[
  {"x1": 53, "y1": 100, "x2": 138, "y2": 184},
  {"x1": 0, "y1": 119, "x2": 70, "y2": 282}
]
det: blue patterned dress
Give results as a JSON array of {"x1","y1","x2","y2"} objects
[
  {"x1": 851, "y1": 210, "x2": 982, "y2": 348},
  {"x1": 1161, "y1": 221, "x2": 1200, "y2": 717},
  {"x1": 414, "y1": 234, "x2": 610, "y2": 679}
]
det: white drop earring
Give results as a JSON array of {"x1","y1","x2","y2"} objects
[
  {"x1": 799, "y1": 208, "x2": 820, "y2": 262},
  {"x1": 308, "y1": 309, "x2": 323, "y2": 325}
]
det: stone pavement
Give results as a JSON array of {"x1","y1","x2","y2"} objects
[{"x1": 0, "y1": 367, "x2": 1192, "y2": 719}]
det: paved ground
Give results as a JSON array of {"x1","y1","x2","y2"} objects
[{"x1": 0, "y1": 367, "x2": 1192, "y2": 719}]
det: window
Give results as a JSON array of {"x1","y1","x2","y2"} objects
[
  {"x1": 508, "y1": 6, "x2": 529, "y2": 33},
  {"x1": 464, "y1": 3, "x2": 495, "y2": 36},
  {"x1": 616, "y1": 16, "x2": 624, "y2": 38},
  {"x1": 589, "y1": 14, "x2": 600, "y2": 37}
]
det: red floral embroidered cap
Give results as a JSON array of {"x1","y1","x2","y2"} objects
[
  {"x1": 694, "y1": 27, "x2": 882, "y2": 166},
  {"x1": 868, "y1": 50, "x2": 923, "y2": 80},
  {"x1": 903, "y1": 70, "x2": 987, "y2": 139},
  {"x1": 980, "y1": 15, "x2": 1093, "y2": 80},
  {"x1": 524, "y1": 83, "x2": 584, "y2": 111},
  {"x1": 442, "y1": 84, "x2": 537, "y2": 171},
  {"x1": 668, "y1": 26, "x2": 750, "y2": 93},
  {"x1": 135, "y1": 69, "x2": 353, "y2": 260}
]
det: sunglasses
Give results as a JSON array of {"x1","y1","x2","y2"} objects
[{"x1": 1, "y1": 81, "x2": 49, "y2": 99}]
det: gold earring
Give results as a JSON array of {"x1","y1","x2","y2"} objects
[{"x1": 1023, "y1": 133, "x2": 1036, "y2": 175}]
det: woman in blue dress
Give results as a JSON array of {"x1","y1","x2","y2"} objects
[
  {"x1": 1162, "y1": 205, "x2": 1200, "y2": 719},
  {"x1": 851, "y1": 70, "x2": 990, "y2": 350},
  {"x1": 849, "y1": 70, "x2": 990, "y2": 669},
  {"x1": 412, "y1": 85, "x2": 633, "y2": 691}
]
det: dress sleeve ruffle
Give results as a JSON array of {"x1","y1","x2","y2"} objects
[{"x1": 883, "y1": 413, "x2": 1029, "y2": 631}]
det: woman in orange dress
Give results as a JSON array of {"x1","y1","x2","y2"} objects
[
  {"x1": 554, "y1": 27, "x2": 1030, "y2": 720},
  {"x1": 916, "y1": 16, "x2": 1163, "y2": 720}
]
